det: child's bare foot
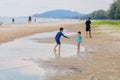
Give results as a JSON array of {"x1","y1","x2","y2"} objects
[
  {"x1": 90, "y1": 36, "x2": 92, "y2": 38},
  {"x1": 54, "y1": 48, "x2": 57, "y2": 57}
]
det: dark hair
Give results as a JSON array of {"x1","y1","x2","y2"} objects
[
  {"x1": 60, "y1": 27, "x2": 64, "y2": 31},
  {"x1": 78, "y1": 31, "x2": 81, "y2": 34},
  {"x1": 88, "y1": 17, "x2": 91, "y2": 20}
]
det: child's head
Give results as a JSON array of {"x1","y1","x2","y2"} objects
[
  {"x1": 60, "y1": 27, "x2": 64, "y2": 32},
  {"x1": 78, "y1": 31, "x2": 81, "y2": 35}
]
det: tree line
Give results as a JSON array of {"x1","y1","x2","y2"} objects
[{"x1": 81, "y1": 0, "x2": 120, "y2": 20}]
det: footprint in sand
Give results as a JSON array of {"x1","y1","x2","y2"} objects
[{"x1": 89, "y1": 72, "x2": 120, "y2": 80}]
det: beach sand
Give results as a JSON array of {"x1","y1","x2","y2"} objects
[
  {"x1": 0, "y1": 21, "x2": 120, "y2": 80},
  {"x1": 0, "y1": 21, "x2": 78, "y2": 43}
]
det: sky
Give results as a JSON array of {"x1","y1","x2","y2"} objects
[{"x1": 0, "y1": 0, "x2": 113, "y2": 17}]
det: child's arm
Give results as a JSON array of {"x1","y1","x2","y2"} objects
[
  {"x1": 80, "y1": 36, "x2": 82, "y2": 42},
  {"x1": 62, "y1": 33, "x2": 68, "y2": 38},
  {"x1": 62, "y1": 33, "x2": 70, "y2": 39}
]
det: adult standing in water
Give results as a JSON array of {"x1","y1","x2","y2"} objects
[
  {"x1": 28, "y1": 16, "x2": 32, "y2": 23},
  {"x1": 85, "y1": 18, "x2": 92, "y2": 38}
]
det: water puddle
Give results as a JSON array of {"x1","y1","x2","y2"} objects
[
  {"x1": 0, "y1": 60, "x2": 44, "y2": 80},
  {"x1": 0, "y1": 31, "x2": 85, "y2": 80}
]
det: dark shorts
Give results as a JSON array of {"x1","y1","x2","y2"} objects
[
  {"x1": 86, "y1": 27, "x2": 91, "y2": 31},
  {"x1": 55, "y1": 39, "x2": 61, "y2": 45}
]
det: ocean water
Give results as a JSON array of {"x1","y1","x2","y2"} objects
[{"x1": 0, "y1": 17, "x2": 80, "y2": 24}]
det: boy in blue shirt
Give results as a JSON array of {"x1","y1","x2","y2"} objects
[
  {"x1": 54, "y1": 27, "x2": 70, "y2": 57},
  {"x1": 77, "y1": 31, "x2": 82, "y2": 55}
]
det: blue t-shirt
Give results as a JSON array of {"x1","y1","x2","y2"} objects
[
  {"x1": 55, "y1": 32, "x2": 68, "y2": 41},
  {"x1": 77, "y1": 35, "x2": 82, "y2": 43},
  {"x1": 85, "y1": 20, "x2": 91, "y2": 27}
]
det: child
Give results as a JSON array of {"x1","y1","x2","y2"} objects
[
  {"x1": 54, "y1": 27, "x2": 70, "y2": 57},
  {"x1": 77, "y1": 31, "x2": 82, "y2": 55}
]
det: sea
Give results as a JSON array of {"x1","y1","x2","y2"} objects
[{"x1": 0, "y1": 17, "x2": 80, "y2": 24}]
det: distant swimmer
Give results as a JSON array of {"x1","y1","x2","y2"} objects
[
  {"x1": 85, "y1": 18, "x2": 92, "y2": 38},
  {"x1": 54, "y1": 27, "x2": 70, "y2": 58}
]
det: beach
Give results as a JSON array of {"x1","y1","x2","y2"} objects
[{"x1": 0, "y1": 21, "x2": 120, "y2": 80}]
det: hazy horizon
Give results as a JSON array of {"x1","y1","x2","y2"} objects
[{"x1": 0, "y1": 0, "x2": 113, "y2": 17}]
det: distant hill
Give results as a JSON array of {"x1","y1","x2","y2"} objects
[{"x1": 33, "y1": 10, "x2": 85, "y2": 18}]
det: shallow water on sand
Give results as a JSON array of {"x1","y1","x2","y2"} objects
[{"x1": 0, "y1": 31, "x2": 85, "y2": 80}]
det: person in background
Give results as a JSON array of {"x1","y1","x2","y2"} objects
[
  {"x1": 28, "y1": 16, "x2": 32, "y2": 23},
  {"x1": 85, "y1": 18, "x2": 92, "y2": 38},
  {"x1": 54, "y1": 27, "x2": 70, "y2": 58},
  {"x1": 12, "y1": 18, "x2": 15, "y2": 23},
  {"x1": 34, "y1": 19, "x2": 36, "y2": 22}
]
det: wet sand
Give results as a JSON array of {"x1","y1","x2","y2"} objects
[{"x1": 0, "y1": 21, "x2": 120, "y2": 80}]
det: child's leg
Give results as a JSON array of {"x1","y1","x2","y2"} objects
[
  {"x1": 54, "y1": 44, "x2": 58, "y2": 57},
  {"x1": 86, "y1": 31, "x2": 88, "y2": 38},
  {"x1": 89, "y1": 30, "x2": 92, "y2": 38},
  {"x1": 58, "y1": 45, "x2": 61, "y2": 58},
  {"x1": 77, "y1": 43, "x2": 80, "y2": 54}
]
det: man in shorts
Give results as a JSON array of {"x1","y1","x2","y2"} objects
[{"x1": 85, "y1": 18, "x2": 92, "y2": 38}]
